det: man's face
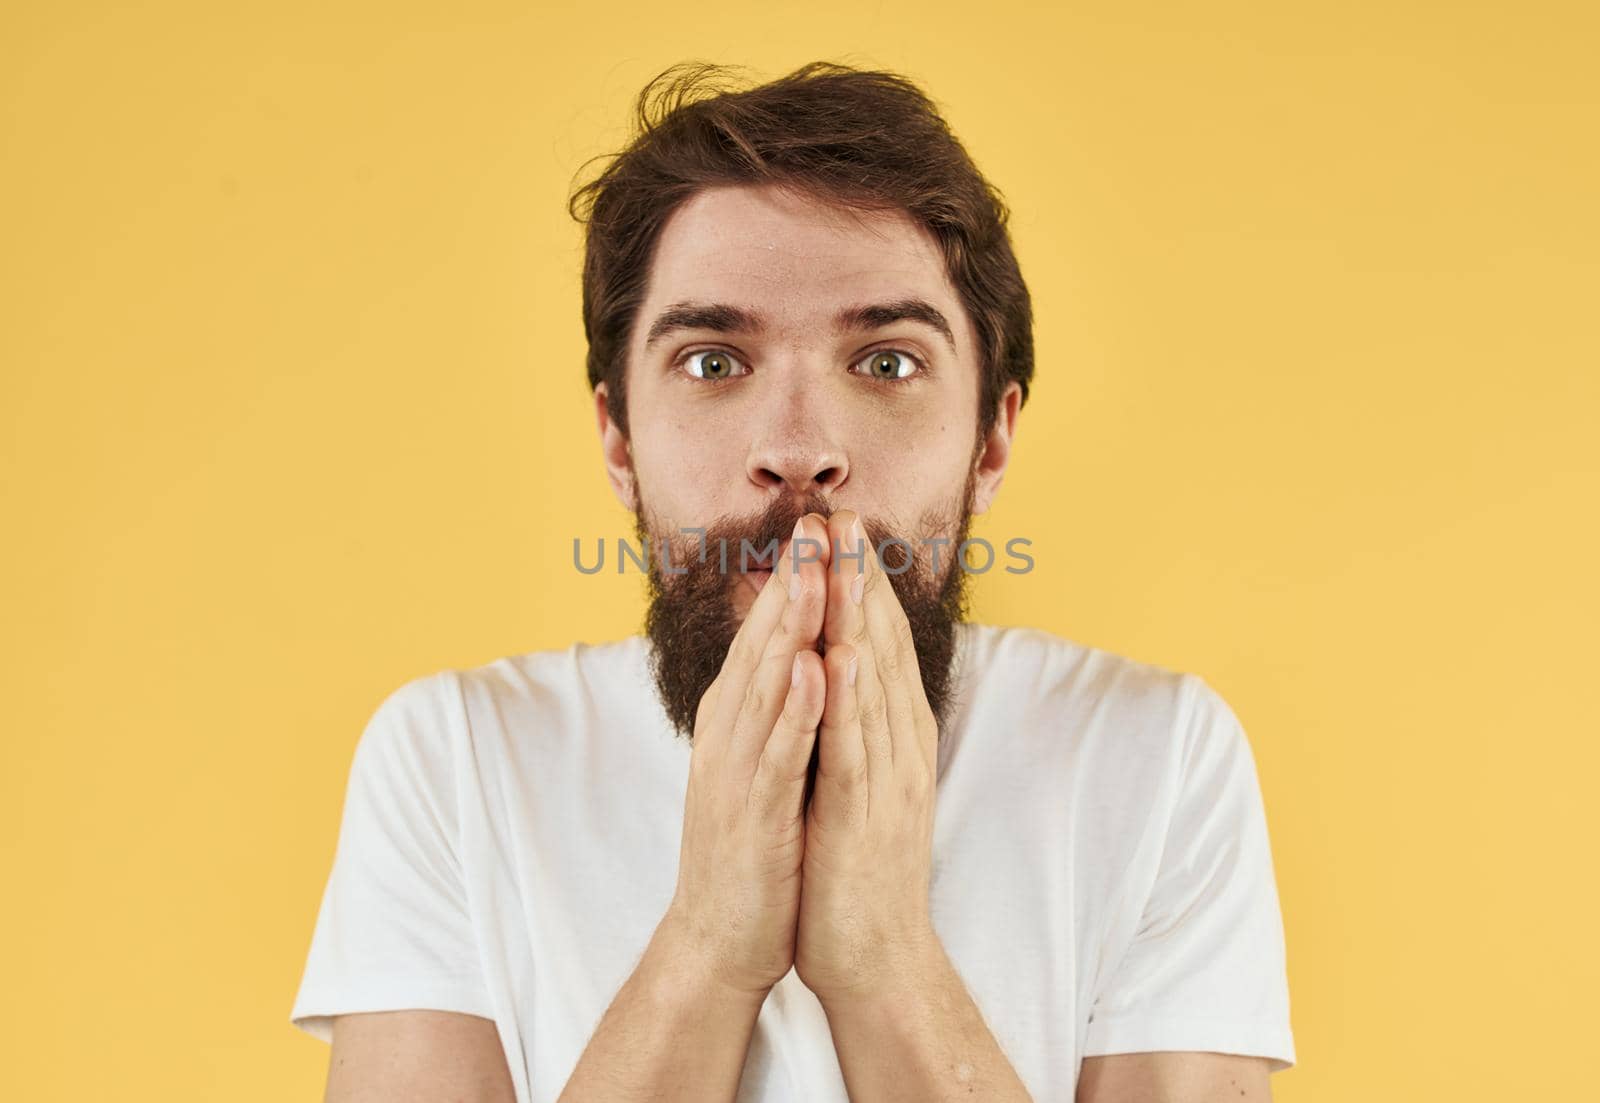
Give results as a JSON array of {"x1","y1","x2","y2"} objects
[{"x1": 596, "y1": 183, "x2": 1016, "y2": 739}]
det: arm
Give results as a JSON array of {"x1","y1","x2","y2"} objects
[
  {"x1": 315, "y1": 931, "x2": 777, "y2": 1103},
  {"x1": 813, "y1": 940, "x2": 1276, "y2": 1103},
  {"x1": 799, "y1": 510, "x2": 1032, "y2": 1099},
  {"x1": 555, "y1": 915, "x2": 769, "y2": 1101},
  {"x1": 326, "y1": 1010, "x2": 516, "y2": 1103},
  {"x1": 1076, "y1": 676, "x2": 1295, "y2": 1085},
  {"x1": 309, "y1": 516, "x2": 833, "y2": 1101},
  {"x1": 1077, "y1": 1052, "x2": 1272, "y2": 1102},
  {"x1": 818, "y1": 933, "x2": 1032, "y2": 1102},
  {"x1": 561, "y1": 515, "x2": 835, "y2": 1100}
]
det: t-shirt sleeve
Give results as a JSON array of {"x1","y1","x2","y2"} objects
[
  {"x1": 289, "y1": 670, "x2": 495, "y2": 1043},
  {"x1": 1082, "y1": 673, "x2": 1296, "y2": 1070}
]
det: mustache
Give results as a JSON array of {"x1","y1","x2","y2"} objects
[{"x1": 647, "y1": 494, "x2": 934, "y2": 578}]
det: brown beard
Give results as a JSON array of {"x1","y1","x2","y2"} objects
[{"x1": 635, "y1": 472, "x2": 976, "y2": 747}]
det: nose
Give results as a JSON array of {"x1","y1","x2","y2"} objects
[{"x1": 745, "y1": 405, "x2": 850, "y2": 497}]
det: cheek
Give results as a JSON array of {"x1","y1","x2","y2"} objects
[
  {"x1": 853, "y1": 410, "x2": 970, "y2": 487},
  {"x1": 857, "y1": 420, "x2": 976, "y2": 536},
  {"x1": 628, "y1": 419, "x2": 735, "y2": 523}
]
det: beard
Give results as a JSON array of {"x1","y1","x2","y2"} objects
[{"x1": 635, "y1": 469, "x2": 977, "y2": 748}]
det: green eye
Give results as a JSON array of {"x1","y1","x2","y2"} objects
[
  {"x1": 685, "y1": 351, "x2": 746, "y2": 380},
  {"x1": 857, "y1": 350, "x2": 918, "y2": 380}
]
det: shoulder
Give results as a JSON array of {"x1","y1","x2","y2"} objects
[
  {"x1": 352, "y1": 636, "x2": 645, "y2": 750},
  {"x1": 449, "y1": 634, "x2": 649, "y2": 707},
  {"x1": 955, "y1": 622, "x2": 1201, "y2": 745},
  {"x1": 444, "y1": 635, "x2": 663, "y2": 751},
  {"x1": 346, "y1": 637, "x2": 658, "y2": 803},
  {"x1": 950, "y1": 623, "x2": 1248, "y2": 802},
  {"x1": 352, "y1": 668, "x2": 462, "y2": 773}
]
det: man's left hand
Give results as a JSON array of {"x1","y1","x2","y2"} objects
[{"x1": 792, "y1": 508, "x2": 943, "y2": 1008}]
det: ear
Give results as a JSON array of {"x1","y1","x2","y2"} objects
[
  {"x1": 971, "y1": 381, "x2": 1022, "y2": 516},
  {"x1": 595, "y1": 382, "x2": 638, "y2": 512}
]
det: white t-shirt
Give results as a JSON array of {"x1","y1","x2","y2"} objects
[{"x1": 290, "y1": 622, "x2": 1295, "y2": 1099}]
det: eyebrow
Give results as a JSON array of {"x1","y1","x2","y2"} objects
[
  {"x1": 642, "y1": 297, "x2": 958, "y2": 355},
  {"x1": 644, "y1": 302, "x2": 762, "y2": 349},
  {"x1": 835, "y1": 299, "x2": 957, "y2": 354}
]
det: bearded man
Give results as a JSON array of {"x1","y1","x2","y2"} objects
[{"x1": 291, "y1": 61, "x2": 1296, "y2": 1103}]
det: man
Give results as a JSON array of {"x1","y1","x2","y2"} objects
[{"x1": 290, "y1": 62, "x2": 1295, "y2": 1101}]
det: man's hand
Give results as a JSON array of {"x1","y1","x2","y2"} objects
[
  {"x1": 658, "y1": 513, "x2": 831, "y2": 997},
  {"x1": 793, "y1": 508, "x2": 942, "y2": 1006}
]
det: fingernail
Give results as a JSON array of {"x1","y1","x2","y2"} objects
[
  {"x1": 850, "y1": 572, "x2": 864, "y2": 605},
  {"x1": 851, "y1": 515, "x2": 865, "y2": 554},
  {"x1": 846, "y1": 655, "x2": 858, "y2": 687},
  {"x1": 792, "y1": 652, "x2": 803, "y2": 687}
]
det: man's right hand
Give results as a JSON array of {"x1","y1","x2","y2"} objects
[{"x1": 656, "y1": 513, "x2": 831, "y2": 997}]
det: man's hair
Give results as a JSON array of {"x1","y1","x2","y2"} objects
[{"x1": 568, "y1": 60, "x2": 1034, "y2": 443}]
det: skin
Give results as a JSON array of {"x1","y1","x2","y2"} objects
[
  {"x1": 322, "y1": 183, "x2": 1274, "y2": 1101},
  {"x1": 596, "y1": 183, "x2": 1007, "y2": 615}
]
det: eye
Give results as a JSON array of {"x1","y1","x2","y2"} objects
[
  {"x1": 852, "y1": 348, "x2": 922, "y2": 382},
  {"x1": 682, "y1": 350, "x2": 749, "y2": 381}
]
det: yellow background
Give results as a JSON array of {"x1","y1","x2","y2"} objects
[{"x1": 4, "y1": 1, "x2": 1596, "y2": 1098}]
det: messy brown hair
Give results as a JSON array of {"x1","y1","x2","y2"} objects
[{"x1": 568, "y1": 61, "x2": 1034, "y2": 443}]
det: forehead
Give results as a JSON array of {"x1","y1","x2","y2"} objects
[{"x1": 637, "y1": 184, "x2": 970, "y2": 342}]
